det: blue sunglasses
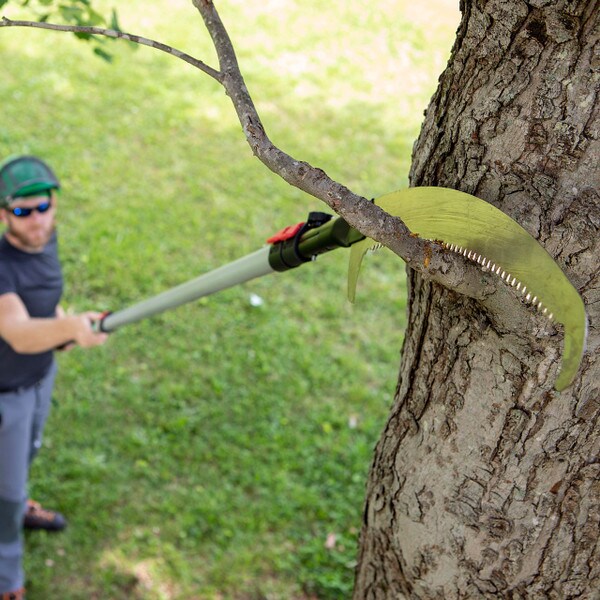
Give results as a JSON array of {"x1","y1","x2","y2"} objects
[{"x1": 8, "y1": 199, "x2": 53, "y2": 218}]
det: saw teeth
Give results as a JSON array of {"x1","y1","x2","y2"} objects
[{"x1": 442, "y1": 241, "x2": 554, "y2": 323}]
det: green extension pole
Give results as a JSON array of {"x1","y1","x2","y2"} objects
[{"x1": 96, "y1": 212, "x2": 364, "y2": 333}]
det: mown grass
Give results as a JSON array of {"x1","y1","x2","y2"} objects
[{"x1": 0, "y1": 0, "x2": 458, "y2": 597}]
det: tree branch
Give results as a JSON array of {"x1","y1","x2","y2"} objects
[
  {"x1": 1, "y1": 7, "x2": 522, "y2": 325},
  {"x1": 0, "y1": 16, "x2": 222, "y2": 81},
  {"x1": 190, "y1": 0, "x2": 527, "y2": 323}
]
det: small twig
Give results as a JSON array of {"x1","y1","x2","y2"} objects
[{"x1": 0, "y1": 16, "x2": 222, "y2": 82}]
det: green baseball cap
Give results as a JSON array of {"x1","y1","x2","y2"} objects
[{"x1": 0, "y1": 155, "x2": 60, "y2": 207}]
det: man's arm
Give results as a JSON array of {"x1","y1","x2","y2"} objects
[{"x1": 0, "y1": 292, "x2": 108, "y2": 353}]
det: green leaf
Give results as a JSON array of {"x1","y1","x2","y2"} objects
[
  {"x1": 84, "y1": 6, "x2": 105, "y2": 26},
  {"x1": 110, "y1": 8, "x2": 121, "y2": 32},
  {"x1": 59, "y1": 5, "x2": 83, "y2": 22},
  {"x1": 93, "y1": 45, "x2": 113, "y2": 62}
]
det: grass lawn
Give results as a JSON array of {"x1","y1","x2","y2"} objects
[{"x1": 0, "y1": 0, "x2": 458, "y2": 597}]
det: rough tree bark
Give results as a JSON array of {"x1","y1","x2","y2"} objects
[{"x1": 354, "y1": 1, "x2": 599, "y2": 598}]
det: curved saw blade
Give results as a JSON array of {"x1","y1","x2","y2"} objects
[{"x1": 348, "y1": 187, "x2": 587, "y2": 392}]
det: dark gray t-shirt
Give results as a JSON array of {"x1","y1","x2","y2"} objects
[{"x1": 0, "y1": 232, "x2": 63, "y2": 389}]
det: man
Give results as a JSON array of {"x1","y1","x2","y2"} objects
[{"x1": 0, "y1": 155, "x2": 108, "y2": 599}]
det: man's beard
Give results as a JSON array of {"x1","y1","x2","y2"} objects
[{"x1": 7, "y1": 221, "x2": 56, "y2": 252}]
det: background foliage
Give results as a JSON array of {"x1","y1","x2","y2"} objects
[{"x1": 0, "y1": 0, "x2": 458, "y2": 597}]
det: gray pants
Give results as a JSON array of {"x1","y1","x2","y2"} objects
[{"x1": 0, "y1": 362, "x2": 57, "y2": 593}]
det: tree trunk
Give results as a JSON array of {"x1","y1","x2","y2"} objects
[{"x1": 354, "y1": 1, "x2": 599, "y2": 598}]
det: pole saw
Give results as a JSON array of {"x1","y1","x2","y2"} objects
[
  {"x1": 94, "y1": 187, "x2": 587, "y2": 392},
  {"x1": 96, "y1": 211, "x2": 364, "y2": 332}
]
